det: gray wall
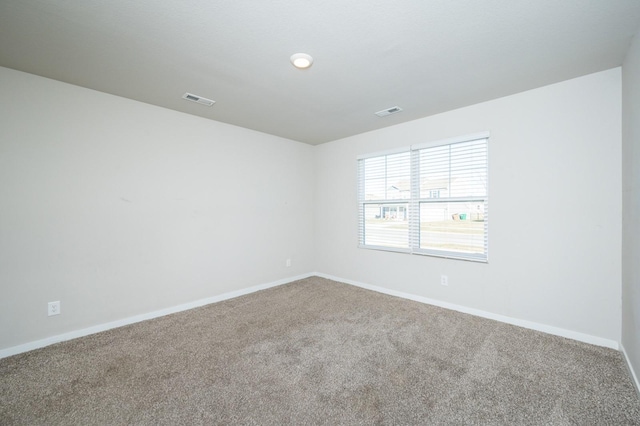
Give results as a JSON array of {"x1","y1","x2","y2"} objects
[
  {"x1": 315, "y1": 69, "x2": 622, "y2": 345},
  {"x1": 0, "y1": 66, "x2": 315, "y2": 350},
  {"x1": 622, "y1": 31, "x2": 640, "y2": 388}
]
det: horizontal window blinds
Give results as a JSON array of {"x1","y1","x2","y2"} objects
[
  {"x1": 358, "y1": 151, "x2": 411, "y2": 250},
  {"x1": 358, "y1": 134, "x2": 488, "y2": 262}
]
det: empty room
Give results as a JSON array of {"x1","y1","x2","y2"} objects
[{"x1": 2, "y1": 1, "x2": 640, "y2": 424}]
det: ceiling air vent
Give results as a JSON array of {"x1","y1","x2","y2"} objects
[
  {"x1": 375, "y1": 106, "x2": 403, "y2": 117},
  {"x1": 182, "y1": 92, "x2": 215, "y2": 106}
]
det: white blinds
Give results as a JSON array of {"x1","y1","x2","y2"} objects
[
  {"x1": 358, "y1": 151, "x2": 412, "y2": 250},
  {"x1": 358, "y1": 134, "x2": 488, "y2": 261}
]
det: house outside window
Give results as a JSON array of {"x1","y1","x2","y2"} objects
[{"x1": 357, "y1": 133, "x2": 489, "y2": 262}]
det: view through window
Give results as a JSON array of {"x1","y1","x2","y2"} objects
[{"x1": 357, "y1": 133, "x2": 488, "y2": 262}]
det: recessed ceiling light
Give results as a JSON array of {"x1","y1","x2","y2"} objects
[{"x1": 290, "y1": 53, "x2": 313, "y2": 69}]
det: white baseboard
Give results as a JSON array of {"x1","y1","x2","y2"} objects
[
  {"x1": 314, "y1": 272, "x2": 620, "y2": 350},
  {"x1": 1, "y1": 272, "x2": 621, "y2": 360},
  {"x1": 621, "y1": 343, "x2": 640, "y2": 396},
  {"x1": 0, "y1": 272, "x2": 314, "y2": 359}
]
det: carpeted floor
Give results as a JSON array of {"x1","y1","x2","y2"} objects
[{"x1": 1, "y1": 276, "x2": 639, "y2": 425}]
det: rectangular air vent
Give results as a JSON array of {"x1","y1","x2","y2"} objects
[
  {"x1": 182, "y1": 92, "x2": 215, "y2": 106},
  {"x1": 375, "y1": 106, "x2": 403, "y2": 117}
]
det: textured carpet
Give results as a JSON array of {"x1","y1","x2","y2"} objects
[{"x1": 1, "y1": 276, "x2": 639, "y2": 425}]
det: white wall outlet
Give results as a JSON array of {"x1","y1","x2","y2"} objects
[
  {"x1": 286, "y1": 258, "x2": 291, "y2": 267},
  {"x1": 440, "y1": 275, "x2": 448, "y2": 286},
  {"x1": 48, "y1": 301, "x2": 61, "y2": 316}
]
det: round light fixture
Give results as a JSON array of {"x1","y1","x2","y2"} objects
[{"x1": 290, "y1": 53, "x2": 313, "y2": 69}]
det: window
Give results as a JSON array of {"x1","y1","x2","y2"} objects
[{"x1": 357, "y1": 133, "x2": 488, "y2": 262}]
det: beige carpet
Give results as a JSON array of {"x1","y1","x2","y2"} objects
[{"x1": 1, "y1": 276, "x2": 639, "y2": 425}]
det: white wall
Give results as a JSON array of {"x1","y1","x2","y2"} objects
[
  {"x1": 622, "y1": 32, "x2": 640, "y2": 385},
  {"x1": 315, "y1": 69, "x2": 622, "y2": 342},
  {"x1": 0, "y1": 66, "x2": 315, "y2": 350}
]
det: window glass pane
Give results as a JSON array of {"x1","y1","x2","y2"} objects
[
  {"x1": 363, "y1": 152, "x2": 410, "y2": 200},
  {"x1": 364, "y1": 178, "x2": 386, "y2": 200},
  {"x1": 450, "y1": 139, "x2": 487, "y2": 197},
  {"x1": 419, "y1": 146, "x2": 449, "y2": 198},
  {"x1": 420, "y1": 201, "x2": 486, "y2": 254},
  {"x1": 364, "y1": 204, "x2": 409, "y2": 248}
]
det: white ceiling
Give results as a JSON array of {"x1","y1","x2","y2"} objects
[{"x1": 1, "y1": 1, "x2": 640, "y2": 145}]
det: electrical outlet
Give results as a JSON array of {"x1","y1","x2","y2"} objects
[
  {"x1": 286, "y1": 258, "x2": 291, "y2": 267},
  {"x1": 440, "y1": 275, "x2": 448, "y2": 286},
  {"x1": 48, "y1": 301, "x2": 61, "y2": 316}
]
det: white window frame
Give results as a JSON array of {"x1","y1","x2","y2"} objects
[{"x1": 357, "y1": 132, "x2": 489, "y2": 262}]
